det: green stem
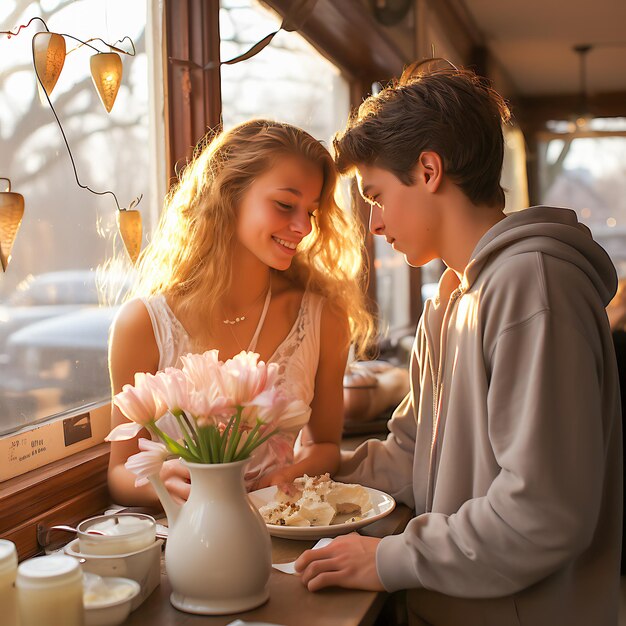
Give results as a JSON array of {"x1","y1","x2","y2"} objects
[
  {"x1": 248, "y1": 427, "x2": 279, "y2": 451},
  {"x1": 148, "y1": 423, "x2": 196, "y2": 462},
  {"x1": 208, "y1": 426, "x2": 220, "y2": 463},
  {"x1": 174, "y1": 414, "x2": 200, "y2": 459},
  {"x1": 197, "y1": 425, "x2": 211, "y2": 463},
  {"x1": 231, "y1": 428, "x2": 243, "y2": 459},
  {"x1": 208, "y1": 426, "x2": 219, "y2": 463},
  {"x1": 224, "y1": 408, "x2": 242, "y2": 463},
  {"x1": 181, "y1": 412, "x2": 200, "y2": 447},
  {"x1": 219, "y1": 414, "x2": 236, "y2": 459},
  {"x1": 234, "y1": 420, "x2": 263, "y2": 460}
]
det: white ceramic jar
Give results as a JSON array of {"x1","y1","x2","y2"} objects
[
  {"x1": 77, "y1": 514, "x2": 156, "y2": 555},
  {"x1": 0, "y1": 539, "x2": 18, "y2": 626},
  {"x1": 17, "y1": 554, "x2": 84, "y2": 626}
]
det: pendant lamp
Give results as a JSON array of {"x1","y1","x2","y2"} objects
[
  {"x1": 0, "y1": 179, "x2": 25, "y2": 272},
  {"x1": 572, "y1": 44, "x2": 593, "y2": 131},
  {"x1": 90, "y1": 52, "x2": 123, "y2": 113},
  {"x1": 32, "y1": 32, "x2": 66, "y2": 96},
  {"x1": 117, "y1": 208, "x2": 142, "y2": 264}
]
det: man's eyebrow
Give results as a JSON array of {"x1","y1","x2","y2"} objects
[{"x1": 278, "y1": 187, "x2": 321, "y2": 203}]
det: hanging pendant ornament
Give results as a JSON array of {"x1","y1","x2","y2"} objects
[
  {"x1": 90, "y1": 52, "x2": 122, "y2": 113},
  {"x1": 32, "y1": 32, "x2": 66, "y2": 96},
  {"x1": 0, "y1": 179, "x2": 25, "y2": 272},
  {"x1": 117, "y1": 203, "x2": 142, "y2": 264}
]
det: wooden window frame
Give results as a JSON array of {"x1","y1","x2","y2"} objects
[{"x1": 165, "y1": 0, "x2": 222, "y2": 179}]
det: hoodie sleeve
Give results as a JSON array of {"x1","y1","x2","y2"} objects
[
  {"x1": 376, "y1": 309, "x2": 609, "y2": 596},
  {"x1": 334, "y1": 390, "x2": 417, "y2": 507}
]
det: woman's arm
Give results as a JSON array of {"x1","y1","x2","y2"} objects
[
  {"x1": 107, "y1": 299, "x2": 190, "y2": 505},
  {"x1": 257, "y1": 302, "x2": 350, "y2": 487}
]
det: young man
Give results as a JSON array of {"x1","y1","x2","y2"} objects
[{"x1": 295, "y1": 62, "x2": 622, "y2": 626}]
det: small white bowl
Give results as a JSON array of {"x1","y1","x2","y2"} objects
[
  {"x1": 84, "y1": 575, "x2": 140, "y2": 626},
  {"x1": 65, "y1": 538, "x2": 162, "y2": 610}
]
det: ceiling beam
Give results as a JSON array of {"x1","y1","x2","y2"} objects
[
  {"x1": 517, "y1": 91, "x2": 626, "y2": 131},
  {"x1": 262, "y1": 0, "x2": 408, "y2": 82},
  {"x1": 430, "y1": 0, "x2": 484, "y2": 58}
]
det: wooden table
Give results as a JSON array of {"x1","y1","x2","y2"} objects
[{"x1": 125, "y1": 504, "x2": 412, "y2": 626}]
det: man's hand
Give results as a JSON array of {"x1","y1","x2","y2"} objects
[{"x1": 295, "y1": 533, "x2": 384, "y2": 592}]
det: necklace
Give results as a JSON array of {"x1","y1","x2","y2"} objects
[
  {"x1": 226, "y1": 282, "x2": 272, "y2": 353},
  {"x1": 222, "y1": 279, "x2": 271, "y2": 325}
]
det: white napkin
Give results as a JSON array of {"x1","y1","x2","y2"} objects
[{"x1": 271, "y1": 537, "x2": 334, "y2": 574}]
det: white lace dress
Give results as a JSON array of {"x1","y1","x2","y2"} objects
[{"x1": 138, "y1": 291, "x2": 326, "y2": 485}]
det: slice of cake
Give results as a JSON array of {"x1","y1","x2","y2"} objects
[
  {"x1": 258, "y1": 474, "x2": 373, "y2": 527},
  {"x1": 325, "y1": 483, "x2": 373, "y2": 516}
]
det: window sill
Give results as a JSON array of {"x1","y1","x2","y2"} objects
[{"x1": 0, "y1": 442, "x2": 111, "y2": 560}]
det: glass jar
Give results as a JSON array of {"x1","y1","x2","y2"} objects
[
  {"x1": 17, "y1": 554, "x2": 83, "y2": 626},
  {"x1": 0, "y1": 539, "x2": 18, "y2": 626}
]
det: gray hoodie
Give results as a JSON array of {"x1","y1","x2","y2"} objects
[{"x1": 337, "y1": 207, "x2": 622, "y2": 626}]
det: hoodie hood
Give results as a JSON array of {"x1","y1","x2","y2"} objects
[{"x1": 461, "y1": 206, "x2": 618, "y2": 306}]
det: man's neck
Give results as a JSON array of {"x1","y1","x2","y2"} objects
[{"x1": 439, "y1": 188, "x2": 506, "y2": 281}]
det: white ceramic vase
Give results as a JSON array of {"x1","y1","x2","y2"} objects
[{"x1": 149, "y1": 459, "x2": 271, "y2": 615}]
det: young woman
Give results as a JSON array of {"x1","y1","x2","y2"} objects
[{"x1": 107, "y1": 120, "x2": 373, "y2": 506}]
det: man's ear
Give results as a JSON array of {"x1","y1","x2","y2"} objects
[{"x1": 416, "y1": 151, "x2": 443, "y2": 193}]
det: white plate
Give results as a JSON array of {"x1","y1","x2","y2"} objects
[{"x1": 248, "y1": 485, "x2": 396, "y2": 540}]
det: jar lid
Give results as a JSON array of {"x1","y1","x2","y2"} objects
[
  {"x1": 0, "y1": 540, "x2": 17, "y2": 575},
  {"x1": 78, "y1": 513, "x2": 155, "y2": 543},
  {"x1": 17, "y1": 555, "x2": 80, "y2": 585}
]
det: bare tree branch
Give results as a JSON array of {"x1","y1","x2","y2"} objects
[
  {"x1": 13, "y1": 118, "x2": 141, "y2": 188},
  {"x1": 545, "y1": 139, "x2": 573, "y2": 191}
]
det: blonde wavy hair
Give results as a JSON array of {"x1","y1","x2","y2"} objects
[{"x1": 131, "y1": 119, "x2": 374, "y2": 353}]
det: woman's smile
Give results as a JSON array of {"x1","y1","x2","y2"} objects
[{"x1": 272, "y1": 235, "x2": 299, "y2": 255}]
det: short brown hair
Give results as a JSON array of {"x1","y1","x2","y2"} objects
[{"x1": 333, "y1": 60, "x2": 511, "y2": 207}]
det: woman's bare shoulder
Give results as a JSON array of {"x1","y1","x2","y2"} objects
[
  {"x1": 109, "y1": 299, "x2": 159, "y2": 370},
  {"x1": 109, "y1": 298, "x2": 160, "y2": 384},
  {"x1": 111, "y1": 298, "x2": 154, "y2": 338}
]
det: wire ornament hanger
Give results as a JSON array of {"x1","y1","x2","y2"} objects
[{"x1": 0, "y1": 16, "x2": 143, "y2": 264}]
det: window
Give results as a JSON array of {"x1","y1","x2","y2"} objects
[
  {"x1": 374, "y1": 238, "x2": 412, "y2": 334},
  {"x1": 219, "y1": 0, "x2": 350, "y2": 145},
  {"x1": 0, "y1": 0, "x2": 164, "y2": 438},
  {"x1": 538, "y1": 118, "x2": 626, "y2": 274}
]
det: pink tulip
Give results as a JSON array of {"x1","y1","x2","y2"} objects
[
  {"x1": 105, "y1": 420, "x2": 145, "y2": 442},
  {"x1": 151, "y1": 368, "x2": 192, "y2": 413},
  {"x1": 186, "y1": 390, "x2": 231, "y2": 422},
  {"x1": 220, "y1": 352, "x2": 278, "y2": 406},
  {"x1": 113, "y1": 380, "x2": 162, "y2": 426},
  {"x1": 125, "y1": 438, "x2": 171, "y2": 487},
  {"x1": 154, "y1": 413, "x2": 183, "y2": 441},
  {"x1": 134, "y1": 372, "x2": 167, "y2": 416},
  {"x1": 180, "y1": 350, "x2": 223, "y2": 392},
  {"x1": 246, "y1": 388, "x2": 310, "y2": 431}
]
